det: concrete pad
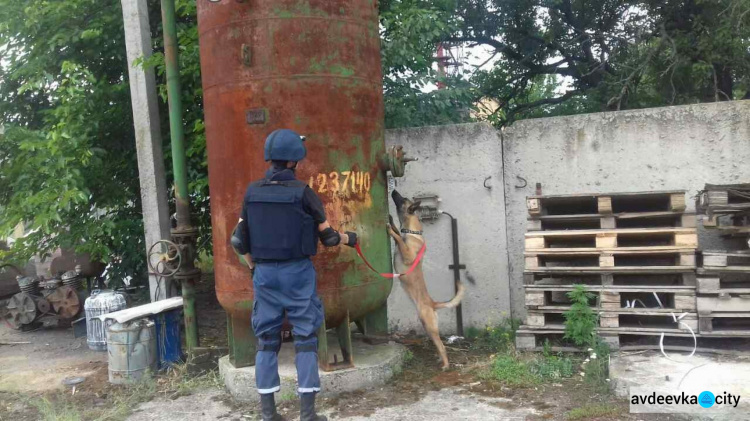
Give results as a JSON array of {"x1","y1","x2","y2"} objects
[
  {"x1": 610, "y1": 351, "x2": 750, "y2": 420},
  {"x1": 220, "y1": 336, "x2": 406, "y2": 402}
]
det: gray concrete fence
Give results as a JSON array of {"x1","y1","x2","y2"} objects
[{"x1": 385, "y1": 101, "x2": 750, "y2": 333}]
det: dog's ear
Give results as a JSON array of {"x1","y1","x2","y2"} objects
[{"x1": 408, "y1": 201, "x2": 422, "y2": 214}]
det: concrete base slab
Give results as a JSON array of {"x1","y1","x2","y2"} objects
[
  {"x1": 610, "y1": 351, "x2": 750, "y2": 420},
  {"x1": 219, "y1": 336, "x2": 406, "y2": 402}
]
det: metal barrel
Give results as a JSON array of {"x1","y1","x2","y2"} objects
[
  {"x1": 197, "y1": 1, "x2": 391, "y2": 338},
  {"x1": 85, "y1": 290, "x2": 128, "y2": 351},
  {"x1": 106, "y1": 319, "x2": 158, "y2": 384}
]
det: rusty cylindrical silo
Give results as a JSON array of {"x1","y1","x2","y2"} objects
[{"x1": 197, "y1": 0, "x2": 404, "y2": 369}]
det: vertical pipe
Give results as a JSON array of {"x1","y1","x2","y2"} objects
[
  {"x1": 161, "y1": 0, "x2": 190, "y2": 229},
  {"x1": 181, "y1": 279, "x2": 197, "y2": 350},
  {"x1": 161, "y1": 0, "x2": 198, "y2": 351},
  {"x1": 450, "y1": 217, "x2": 464, "y2": 337}
]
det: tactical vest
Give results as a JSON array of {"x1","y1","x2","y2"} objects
[{"x1": 245, "y1": 173, "x2": 317, "y2": 261}]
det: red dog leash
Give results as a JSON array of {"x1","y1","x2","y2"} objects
[{"x1": 355, "y1": 242, "x2": 426, "y2": 279}]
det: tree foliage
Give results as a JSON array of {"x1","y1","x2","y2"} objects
[
  {"x1": 0, "y1": 0, "x2": 207, "y2": 285},
  {"x1": 383, "y1": 0, "x2": 750, "y2": 125},
  {"x1": 0, "y1": 0, "x2": 144, "y2": 282},
  {"x1": 380, "y1": 0, "x2": 477, "y2": 127}
]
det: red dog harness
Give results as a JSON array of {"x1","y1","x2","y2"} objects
[{"x1": 355, "y1": 242, "x2": 426, "y2": 279}]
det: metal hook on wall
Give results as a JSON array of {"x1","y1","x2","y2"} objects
[
  {"x1": 515, "y1": 176, "x2": 528, "y2": 189},
  {"x1": 483, "y1": 176, "x2": 492, "y2": 190}
]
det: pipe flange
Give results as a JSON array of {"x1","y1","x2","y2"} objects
[{"x1": 385, "y1": 145, "x2": 417, "y2": 178}]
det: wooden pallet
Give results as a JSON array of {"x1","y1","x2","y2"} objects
[
  {"x1": 698, "y1": 312, "x2": 750, "y2": 337},
  {"x1": 527, "y1": 190, "x2": 687, "y2": 217},
  {"x1": 697, "y1": 184, "x2": 750, "y2": 214},
  {"x1": 527, "y1": 212, "x2": 696, "y2": 232},
  {"x1": 697, "y1": 294, "x2": 750, "y2": 313},
  {"x1": 709, "y1": 226, "x2": 750, "y2": 237},
  {"x1": 697, "y1": 273, "x2": 750, "y2": 294},
  {"x1": 701, "y1": 213, "x2": 750, "y2": 229},
  {"x1": 524, "y1": 310, "x2": 698, "y2": 331},
  {"x1": 525, "y1": 286, "x2": 696, "y2": 311},
  {"x1": 524, "y1": 272, "x2": 697, "y2": 288},
  {"x1": 524, "y1": 248, "x2": 696, "y2": 270},
  {"x1": 702, "y1": 250, "x2": 750, "y2": 271},
  {"x1": 700, "y1": 213, "x2": 750, "y2": 236},
  {"x1": 515, "y1": 328, "x2": 750, "y2": 354},
  {"x1": 525, "y1": 228, "x2": 698, "y2": 250}
]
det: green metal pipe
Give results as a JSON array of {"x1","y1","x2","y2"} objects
[
  {"x1": 161, "y1": 0, "x2": 198, "y2": 352},
  {"x1": 181, "y1": 279, "x2": 198, "y2": 350},
  {"x1": 161, "y1": 0, "x2": 190, "y2": 229}
]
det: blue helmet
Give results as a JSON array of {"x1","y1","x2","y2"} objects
[{"x1": 264, "y1": 129, "x2": 307, "y2": 162}]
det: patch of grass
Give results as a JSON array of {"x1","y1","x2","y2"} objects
[
  {"x1": 160, "y1": 364, "x2": 222, "y2": 399},
  {"x1": 566, "y1": 403, "x2": 621, "y2": 420},
  {"x1": 30, "y1": 373, "x2": 157, "y2": 421},
  {"x1": 467, "y1": 318, "x2": 521, "y2": 352},
  {"x1": 32, "y1": 397, "x2": 81, "y2": 421},
  {"x1": 27, "y1": 367, "x2": 223, "y2": 421},
  {"x1": 482, "y1": 354, "x2": 539, "y2": 387},
  {"x1": 481, "y1": 347, "x2": 576, "y2": 387},
  {"x1": 530, "y1": 352, "x2": 575, "y2": 380}
]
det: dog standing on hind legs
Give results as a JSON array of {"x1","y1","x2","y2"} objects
[{"x1": 388, "y1": 190, "x2": 468, "y2": 370}]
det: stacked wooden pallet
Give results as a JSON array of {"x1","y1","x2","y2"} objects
[
  {"x1": 516, "y1": 190, "x2": 700, "y2": 351},
  {"x1": 696, "y1": 251, "x2": 750, "y2": 338},
  {"x1": 698, "y1": 183, "x2": 750, "y2": 236},
  {"x1": 695, "y1": 183, "x2": 750, "y2": 339}
]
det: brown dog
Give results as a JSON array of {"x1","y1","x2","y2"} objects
[{"x1": 388, "y1": 190, "x2": 466, "y2": 370}]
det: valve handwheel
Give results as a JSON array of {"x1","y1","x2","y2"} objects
[{"x1": 148, "y1": 240, "x2": 182, "y2": 278}]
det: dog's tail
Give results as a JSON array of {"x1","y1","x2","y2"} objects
[{"x1": 433, "y1": 280, "x2": 465, "y2": 310}]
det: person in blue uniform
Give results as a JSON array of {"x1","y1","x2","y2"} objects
[{"x1": 231, "y1": 129, "x2": 357, "y2": 421}]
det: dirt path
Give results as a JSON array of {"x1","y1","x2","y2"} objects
[{"x1": 0, "y1": 323, "x2": 107, "y2": 393}]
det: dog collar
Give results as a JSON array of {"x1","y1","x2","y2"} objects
[{"x1": 401, "y1": 228, "x2": 423, "y2": 236}]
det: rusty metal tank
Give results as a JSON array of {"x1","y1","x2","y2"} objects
[{"x1": 197, "y1": 0, "x2": 392, "y2": 366}]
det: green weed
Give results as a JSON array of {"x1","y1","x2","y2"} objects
[
  {"x1": 484, "y1": 354, "x2": 539, "y2": 387},
  {"x1": 530, "y1": 353, "x2": 575, "y2": 380},
  {"x1": 467, "y1": 318, "x2": 521, "y2": 352},
  {"x1": 563, "y1": 285, "x2": 599, "y2": 347},
  {"x1": 32, "y1": 397, "x2": 81, "y2": 421},
  {"x1": 27, "y1": 368, "x2": 222, "y2": 421},
  {"x1": 582, "y1": 339, "x2": 611, "y2": 392},
  {"x1": 403, "y1": 349, "x2": 414, "y2": 364}
]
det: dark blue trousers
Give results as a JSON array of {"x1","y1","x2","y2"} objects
[{"x1": 252, "y1": 258, "x2": 324, "y2": 394}]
